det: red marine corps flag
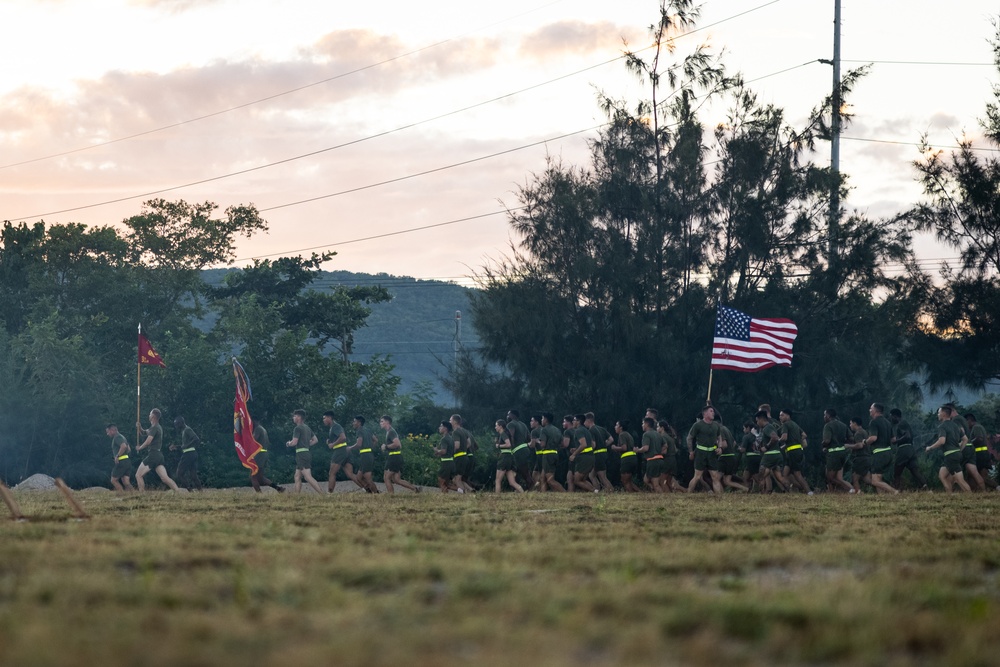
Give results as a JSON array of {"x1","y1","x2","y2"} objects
[
  {"x1": 232, "y1": 358, "x2": 264, "y2": 476},
  {"x1": 138, "y1": 329, "x2": 166, "y2": 368}
]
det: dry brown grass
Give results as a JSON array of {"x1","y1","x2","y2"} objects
[{"x1": 1, "y1": 489, "x2": 998, "y2": 666}]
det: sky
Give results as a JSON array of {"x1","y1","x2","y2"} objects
[{"x1": 1, "y1": 0, "x2": 998, "y2": 287}]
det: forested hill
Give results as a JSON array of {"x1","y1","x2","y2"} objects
[{"x1": 203, "y1": 269, "x2": 478, "y2": 400}]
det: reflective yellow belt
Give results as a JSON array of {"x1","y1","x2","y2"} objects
[
  {"x1": 441, "y1": 457, "x2": 453, "y2": 462},
  {"x1": 539, "y1": 450, "x2": 557, "y2": 455},
  {"x1": 388, "y1": 451, "x2": 401, "y2": 455},
  {"x1": 117, "y1": 454, "x2": 129, "y2": 461},
  {"x1": 720, "y1": 453, "x2": 735, "y2": 457},
  {"x1": 581, "y1": 447, "x2": 593, "y2": 453},
  {"x1": 872, "y1": 447, "x2": 892, "y2": 454},
  {"x1": 332, "y1": 443, "x2": 348, "y2": 449},
  {"x1": 897, "y1": 442, "x2": 912, "y2": 448},
  {"x1": 785, "y1": 444, "x2": 803, "y2": 451},
  {"x1": 696, "y1": 445, "x2": 716, "y2": 452},
  {"x1": 745, "y1": 451, "x2": 761, "y2": 455},
  {"x1": 295, "y1": 447, "x2": 309, "y2": 453},
  {"x1": 827, "y1": 447, "x2": 845, "y2": 452},
  {"x1": 454, "y1": 451, "x2": 467, "y2": 457},
  {"x1": 359, "y1": 448, "x2": 372, "y2": 454},
  {"x1": 944, "y1": 449, "x2": 960, "y2": 456},
  {"x1": 182, "y1": 447, "x2": 196, "y2": 453},
  {"x1": 512, "y1": 443, "x2": 529, "y2": 453},
  {"x1": 594, "y1": 448, "x2": 608, "y2": 454},
  {"x1": 620, "y1": 451, "x2": 636, "y2": 458},
  {"x1": 975, "y1": 446, "x2": 988, "y2": 452}
]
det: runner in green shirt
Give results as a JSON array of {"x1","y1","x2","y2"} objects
[
  {"x1": 568, "y1": 414, "x2": 597, "y2": 492},
  {"x1": 450, "y1": 414, "x2": 477, "y2": 493},
  {"x1": 756, "y1": 410, "x2": 788, "y2": 493},
  {"x1": 350, "y1": 416, "x2": 380, "y2": 494},
  {"x1": 561, "y1": 415, "x2": 577, "y2": 492},
  {"x1": 380, "y1": 415, "x2": 420, "y2": 494},
  {"x1": 506, "y1": 410, "x2": 534, "y2": 491},
  {"x1": 135, "y1": 408, "x2": 180, "y2": 492},
  {"x1": 927, "y1": 405, "x2": 972, "y2": 492},
  {"x1": 106, "y1": 423, "x2": 134, "y2": 492},
  {"x1": 434, "y1": 420, "x2": 457, "y2": 493},
  {"x1": 965, "y1": 412, "x2": 998, "y2": 491},
  {"x1": 613, "y1": 419, "x2": 640, "y2": 493},
  {"x1": 779, "y1": 409, "x2": 812, "y2": 494},
  {"x1": 537, "y1": 413, "x2": 566, "y2": 492},
  {"x1": 325, "y1": 410, "x2": 360, "y2": 493},
  {"x1": 494, "y1": 419, "x2": 524, "y2": 493},
  {"x1": 686, "y1": 406, "x2": 724, "y2": 494},
  {"x1": 846, "y1": 417, "x2": 871, "y2": 493},
  {"x1": 250, "y1": 421, "x2": 284, "y2": 493},
  {"x1": 640, "y1": 417, "x2": 666, "y2": 493},
  {"x1": 286, "y1": 409, "x2": 323, "y2": 494},
  {"x1": 860, "y1": 404, "x2": 900, "y2": 494},
  {"x1": 738, "y1": 420, "x2": 761, "y2": 492},
  {"x1": 890, "y1": 408, "x2": 927, "y2": 491},
  {"x1": 657, "y1": 419, "x2": 684, "y2": 493},
  {"x1": 821, "y1": 409, "x2": 853, "y2": 493},
  {"x1": 170, "y1": 416, "x2": 204, "y2": 491},
  {"x1": 585, "y1": 412, "x2": 615, "y2": 492},
  {"x1": 717, "y1": 414, "x2": 748, "y2": 492}
]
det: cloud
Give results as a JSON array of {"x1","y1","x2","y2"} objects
[
  {"x1": 519, "y1": 20, "x2": 639, "y2": 61},
  {"x1": 126, "y1": 0, "x2": 224, "y2": 14}
]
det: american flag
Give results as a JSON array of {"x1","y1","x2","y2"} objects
[{"x1": 711, "y1": 306, "x2": 798, "y2": 372}]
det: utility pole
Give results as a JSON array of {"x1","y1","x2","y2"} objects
[
  {"x1": 828, "y1": 0, "x2": 842, "y2": 284},
  {"x1": 454, "y1": 310, "x2": 462, "y2": 367}
]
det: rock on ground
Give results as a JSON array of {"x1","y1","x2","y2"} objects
[{"x1": 12, "y1": 474, "x2": 57, "y2": 491}]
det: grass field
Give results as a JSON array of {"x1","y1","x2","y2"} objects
[{"x1": 1, "y1": 489, "x2": 998, "y2": 666}]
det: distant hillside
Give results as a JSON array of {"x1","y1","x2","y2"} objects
[{"x1": 202, "y1": 269, "x2": 479, "y2": 402}]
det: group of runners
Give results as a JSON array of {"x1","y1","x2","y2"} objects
[
  {"x1": 440, "y1": 403, "x2": 998, "y2": 495},
  {"x1": 106, "y1": 402, "x2": 998, "y2": 495}
]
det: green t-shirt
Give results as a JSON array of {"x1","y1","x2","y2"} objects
[
  {"x1": 618, "y1": 431, "x2": 635, "y2": 452},
  {"x1": 780, "y1": 420, "x2": 803, "y2": 446},
  {"x1": 111, "y1": 433, "x2": 128, "y2": 459},
  {"x1": 147, "y1": 423, "x2": 163, "y2": 453},
  {"x1": 252, "y1": 423, "x2": 270, "y2": 450},
  {"x1": 327, "y1": 421, "x2": 346, "y2": 445},
  {"x1": 453, "y1": 426, "x2": 470, "y2": 453},
  {"x1": 385, "y1": 428, "x2": 400, "y2": 451},
  {"x1": 937, "y1": 420, "x2": 962, "y2": 450},
  {"x1": 660, "y1": 432, "x2": 677, "y2": 457},
  {"x1": 893, "y1": 419, "x2": 912, "y2": 445},
  {"x1": 530, "y1": 427, "x2": 541, "y2": 448},
  {"x1": 868, "y1": 415, "x2": 892, "y2": 450},
  {"x1": 541, "y1": 424, "x2": 562, "y2": 450},
  {"x1": 950, "y1": 415, "x2": 967, "y2": 441},
  {"x1": 356, "y1": 426, "x2": 374, "y2": 451},
  {"x1": 970, "y1": 423, "x2": 988, "y2": 447},
  {"x1": 293, "y1": 423, "x2": 314, "y2": 449},
  {"x1": 181, "y1": 425, "x2": 198, "y2": 449},
  {"x1": 642, "y1": 430, "x2": 662, "y2": 457},
  {"x1": 496, "y1": 429, "x2": 511, "y2": 450},
  {"x1": 719, "y1": 425, "x2": 735, "y2": 452},
  {"x1": 760, "y1": 423, "x2": 779, "y2": 451},
  {"x1": 823, "y1": 419, "x2": 848, "y2": 448},
  {"x1": 589, "y1": 425, "x2": 611, "y2": 450},
  {"x1": 508, "y1": 420, "x2": 529, "y2": 446},
  {"x1": 688, "y1": 420, "x2": 721, "y2": 449},
  {"x1": 439, "y1": 433, "x2": 455, "y2": 457},
  {"x1": 574, "y1": 426, "x2": 594, "y2": 452},
  {"x1": 852, "y1": 428, "x2": 870, "y2": 456},
  {"x1": 740, "y1": 432, "x2": 756, "y2": 453}
]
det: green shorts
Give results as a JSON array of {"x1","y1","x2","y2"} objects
[
  {"x1": 111, "y1": 458, "x2": 132, "y2": 478},
  {"x1": 693, "y1": 447, "x2": 719, "y2": 471},
  {"x1": 976, "y1": 449, "x2": 991, "y2": 470},
  {"x1": 540, "y1": 452, "x2": 558, "y2": 474},
  {"x1": 719, "y1": 453, "x2": 738, "y2": 476},
  {"x1": 871, "y1": 449, "x2": 894, "y2": 476},
  {"x1": 593, "y1": 450, "x2": 608, "y2": 472},
  {"x1": 512, "y1": 445, "x2": 532, "y2": 470},
  {"x1": 295, "y1": 449, "x2": 312, "y2": 470},
  {"x1": 825, "y1": 448, "x2": 848, "y2": 472},
  {"x1": 894, "y1": 444, "x2": 915, "y2": 467},
  {"x1": 497, "y1": 452, "x2": 515, "y2": 471},
  {"x1": 761, "y1": 451, "x2": 783, "y2": 471},
  {"x1": 744, "y1": 452, "x2": 762, "y2": 475},
  {"x1": 358, "y1": 452, "x2": 375, "y2": 474},
  {"x1": 386, "y1": 454, "x2": 403, "y2": 473},
  {"x1": 619, "y1": 454, "x2": 638, "y2": 475},
  {"x1": 784, "y1": 447, "x2": 805, "y2": 473},
  {"x1": 961, "y1": 446, "x2": 975, "y2": 467},
  {"x1": 851, "y1": 455, "x2": 871, "y2": 478},
  {"x1": 942, "y1": 450, "x2": 963, "y2": 475},
  {"x1": 574, "y1": 453, "x2": 595, "y2": 475},
  {"x1": 454, "y1": 454, "x2": 471, "y2": 477},
  {"x1": 330, "y1": 446, "x2": 350, "y2": 466},
  {"x1": 438, "y1": 460, "x2": 455, "y2": 480},
  {"x1": 645, "y1": 458, "x2": 665, "y2": 479},
  {"x1": 142, "y1": 450, "x2": 165, "y2": 469}
]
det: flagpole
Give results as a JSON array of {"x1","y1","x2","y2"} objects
[
  {"x1": 137, "y1": 323, "x2": 142, "y2": 447},
  {"x1": 706, "y1": 368, "x2": 714, "y2": 405}
]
